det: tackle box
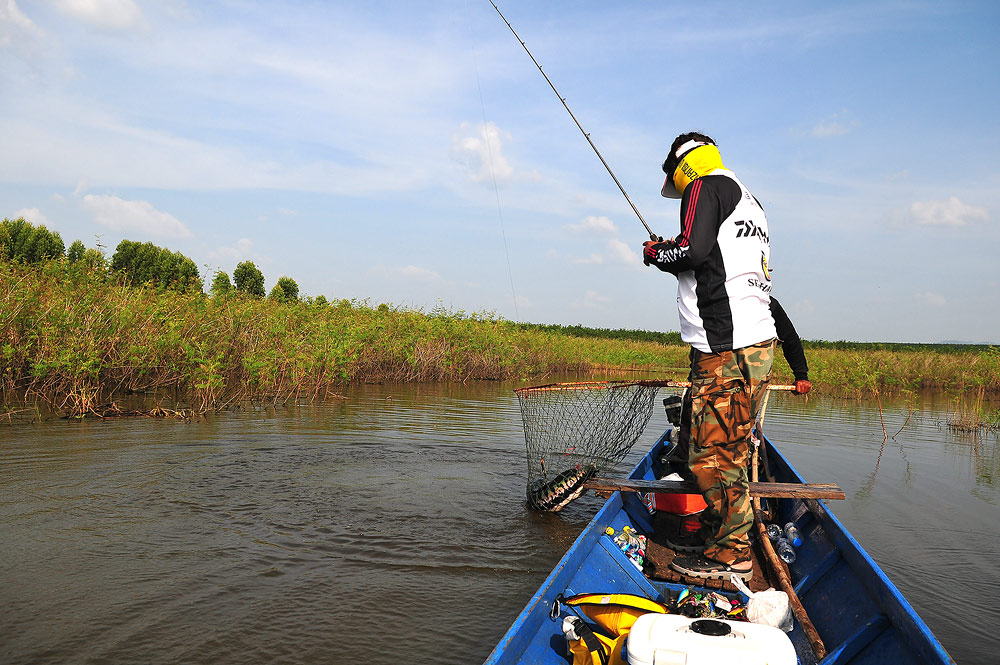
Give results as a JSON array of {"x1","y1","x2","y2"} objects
[{"x1": 640, "y1": 473, "x2": 707, "y2": 515}]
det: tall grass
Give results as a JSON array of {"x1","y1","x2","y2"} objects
[
  {"x1": 1, "y1": 260, "x2": 997, "y2": 416},
  {"x1": 0, "y1": 261, "x2": 688, "y2": 414}
]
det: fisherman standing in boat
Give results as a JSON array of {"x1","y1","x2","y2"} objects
[
  {"x1": 642, "y1": 132, "x2": 776, "y2": 581},
  {"x1": 672, "y1": 296, "x2": 812, "y2": 465}
]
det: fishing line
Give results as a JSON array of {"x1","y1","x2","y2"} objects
[
  {"x1": 471, "y1": 51, "x2": 520, "y2": 321},
  {"x1": 488, "y1": 0, "x2": 658, "y2": 241}
]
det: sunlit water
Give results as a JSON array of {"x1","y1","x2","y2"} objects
[{"x1": 1, "y1": 383, "x2": 996, "y2": 664}]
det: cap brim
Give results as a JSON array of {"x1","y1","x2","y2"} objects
[{"x1": 660, "y1": 175, "x2": 681, "y2": 199}]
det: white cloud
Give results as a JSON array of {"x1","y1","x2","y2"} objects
[
  {"x1": 909, "y1": 196, "x2": 988, "y2": 227},
  {"x1": 572, "y1": 289, "x2": 611, "y2": 310},
  {"x1": 607, "y1": 238, "x2": 639, "y2": 265},
  {"x1": 918, "y1": 292, "x2": 946, "y2": 307},
  {"x1": 451, "y1": 122, "x2": 514, "y2": 184},
  {"x1": 208, "y1": 238, "x2": 256, "y2": 266},
  {"x1": 81, "y1": 194, "x2": 191, "y2": 238},
  {"x1": 572, "y1": 253, "x2": 604, "y2": 265},
  {"x1": 563, "y1": 215, "x2": 619, "y2": 235},
  {"x1": 10, "y1": 207, "x2": 52, "y2": 227},
  {"x1": 55, "y1": 0, "x2": 143, "y2": 32},
  {"x1": 0, "y1": 0, "x2": 39, "y2": 48},
  {"x1": 798, "y1": 110, "x2": 853, "y2": 138},
  {"x1": 376, "y1": 265, "x2": 441, "y2": 281}
]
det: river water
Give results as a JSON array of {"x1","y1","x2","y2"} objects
[{"x1": 1, "y1": 382, "x2": 996, "y2": 664}]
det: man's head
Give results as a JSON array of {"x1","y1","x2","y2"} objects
[{"x1": 660, "y1": 131, "x2": 720, "y2": 198}]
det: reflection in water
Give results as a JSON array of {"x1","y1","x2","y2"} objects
[{"x1": 0, "y1": 385, "x2": 997, "y2": 664}]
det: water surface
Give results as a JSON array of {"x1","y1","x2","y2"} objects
[{"x1": 1, "y1": 383, "x2": 996, "y2": 663}]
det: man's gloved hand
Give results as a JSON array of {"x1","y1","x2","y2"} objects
[
  {"x1": 642, "y1": 238, "x2": 667, "y2": 266},
  {"x1": 793, "y1": 379, "x2": 812, "y2": 395}
]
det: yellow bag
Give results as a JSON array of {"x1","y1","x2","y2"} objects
[{"x1": 562, "y1": 594, "x2": 669, "y2": 665}]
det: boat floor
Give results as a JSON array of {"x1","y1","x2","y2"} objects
[{"x1": 644, "y1": 511, "x2": 778, "y2": 594}]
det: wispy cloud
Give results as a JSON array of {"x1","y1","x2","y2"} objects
[
  {"x1": 1, "y1": 0, "x2": 39, "y2": 45},
  {"x1": 909, "y1": 196, "x2": 988, "y2": 227},
  {"x1": 54, "y1": 0, "x2": 144, "y2": 32},
  {"x1": 572, "y1": 289, "x2": 611, "y2": 310},
  {"x1": 374, "y1": 265, "x2": 442, "y2": 282},
  {"x1": 10, "y1": 206, "x2": 52, "y2": 227},
  {"x1": 451, "y1": 122, "x2": 514, "y2": 183},
  {"x1": 208, "y1": 238, "x2": 259, "y2": 267},
  {"x1": 81, "y1": 194, "x2": 191, "y2": 238},
  {"x1": 572, "y1": 253, "x2": 604, "y2": 265},
  {"x1": 606, "y1": 238, "x2": 639, "y2": 265},
  {"x1": 797, "y1": 110, "x2": 853, "y2": 138},
  {"x1": 918, "y1": 292, "x2": 946, "y2": 307},
  {"x1": 562, "y1": 215, "x2": 618, "y2": 235}
]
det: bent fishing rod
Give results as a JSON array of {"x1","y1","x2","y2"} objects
[{"x1": 488, "y1": 0, "x2": 659, "y2": 241}]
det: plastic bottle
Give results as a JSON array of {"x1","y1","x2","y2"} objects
[
  {"x1": 783, "y1": 523, "x2": 803, "y2": 547},
  {"x1": 775, "y1": 537, "x2": 796, "y2": 564},
  {"x1": 766, "y1": 523, "x2": 783, "y2": 542}
]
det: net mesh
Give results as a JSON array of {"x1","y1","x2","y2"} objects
[{"x1": 515, "y1": 381, "x2": 661, "y2": 511}]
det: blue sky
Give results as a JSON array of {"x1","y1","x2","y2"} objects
[{"x1": 2, "y1": 1, "x2": 998, "y2": 343}]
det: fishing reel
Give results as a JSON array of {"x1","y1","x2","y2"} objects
[
  {"x1": 663, "y1": 394, "x2": 683, "y2": 427},
  {"x1": 658, "y1": 394, "x2": 685, "y2": 465}
]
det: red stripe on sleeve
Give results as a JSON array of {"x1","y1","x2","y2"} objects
[{"x1": 678, "y1": 179, "x2": 702, "y2": 247}]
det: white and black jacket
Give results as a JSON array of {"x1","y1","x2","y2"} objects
[{"x1": 647, "y1": 169, "x2": 776, "y2": 353}]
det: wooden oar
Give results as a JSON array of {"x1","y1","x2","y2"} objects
[
  {"x1": 584, "y1": 477, "x2": 845, "y2": 500},
  {"x1": 750, "y1": 441, "x2": 827, "y2": 659}
]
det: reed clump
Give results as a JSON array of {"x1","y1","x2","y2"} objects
[{"x1": 946, "y1": 389, "x2": 1000, "y2": 434}]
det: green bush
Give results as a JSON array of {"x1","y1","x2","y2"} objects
[
  {"x1": 0, "y1": 218, "x2": 65, "y2": 264},
  {"x1": 81, "y1": 248, "x2": 107, "y2": 271},
  {"x1": 211, "y1": 271, "x2": 232, "y2": 297},
  {"x1": 233, "y1": 261, "x2": 265, "y2": 298},
  {"x1": 67, "y1": 240, "x2": 86, "y2": 263},
  {"x1": 110, "y1": 239, "x2": 202, "y2": 292},
  {"x1": 268, "y1": 276, "x2": 299, "y2": 303}
]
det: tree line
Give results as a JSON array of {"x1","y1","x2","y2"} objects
[{"x1": 1, "y1": 217, "x2": 304, "y2": 303}]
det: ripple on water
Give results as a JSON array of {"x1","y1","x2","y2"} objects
[{"x1": 1, "y1": 389, "x2": 996, "y2": 664}]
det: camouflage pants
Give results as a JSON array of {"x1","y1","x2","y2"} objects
[{"x1": 687, "y1": 339, "x2": 775, "y2": 565}]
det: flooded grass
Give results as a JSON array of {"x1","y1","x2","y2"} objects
[{"x1": 946, "y1": 389, "x2": 1000, "y2": 435}]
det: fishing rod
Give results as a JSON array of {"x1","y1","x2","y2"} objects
[{"x1": 488, "y1": 0, "x2": 659, "y2": 241}]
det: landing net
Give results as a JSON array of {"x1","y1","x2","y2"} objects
[{"x1": 515, "y1": 381, "x2": 661, "y2": 511}]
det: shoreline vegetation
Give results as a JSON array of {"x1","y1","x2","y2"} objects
[
  {"x1": 1, "y1": 218, "x2": 997, "y2": 423},
  {"x1": 3, "y1": 259, "x2": 998, "y2": 421}
]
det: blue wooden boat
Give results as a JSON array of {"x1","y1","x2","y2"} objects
[{"x1": 484, "y1": 429, "x2": 955, "y2": 665}]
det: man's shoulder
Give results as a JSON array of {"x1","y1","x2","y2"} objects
[{"x1": 690, "y1": 172, "x2": 742, "y2": 209}]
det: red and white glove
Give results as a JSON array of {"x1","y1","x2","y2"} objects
[{"x1": 642, "y1": 238, "x2": 667, "y2": 266}]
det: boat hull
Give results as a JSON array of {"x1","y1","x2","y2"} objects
[{"x1": 484, "y1": 431, "x2": 954, "y2": 665}]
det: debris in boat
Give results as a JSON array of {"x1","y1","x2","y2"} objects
[
  {"x1": 526, "y1": 464, "x2": 596, "y2": 512},
  {"x1": 612, "y1": 525, "x2": 647, "y2": 569},
  {"x1": 731, "y1": 575, "x2": 794, "y2": 632},
  {"x1": 673, "y1": 587, "x2": 746, "y2": 621}
]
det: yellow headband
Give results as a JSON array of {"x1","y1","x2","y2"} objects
[{"x1": 666, "y1": 144, "x2": 725, "y2": 197}]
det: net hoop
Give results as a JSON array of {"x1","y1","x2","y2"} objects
[{"x1": 515, "y1": 380, "x2": 663, "y2": 511}]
